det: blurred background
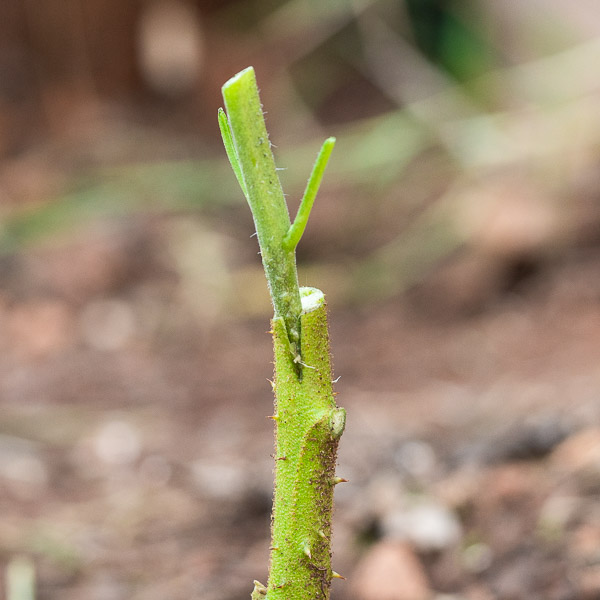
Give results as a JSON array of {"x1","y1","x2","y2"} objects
[{"x1": 1, "y1": 1, "x2": 600, "y2": 599}]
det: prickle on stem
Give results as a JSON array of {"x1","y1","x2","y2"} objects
[
  {"x1": 251, "y1": 580, "x2": 267, "y2": 599},
  {"x1": 302, "y1": 541, "x2": 312, "y2": 559}
]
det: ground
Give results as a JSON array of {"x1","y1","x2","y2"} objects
[{"x1": 1, "y1": 213, "x2": 600, "y2": 600}]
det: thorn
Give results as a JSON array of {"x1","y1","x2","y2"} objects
[
  {"x1": 252, "y1": 581, "x2": 268, "y2": 598},
  {"x1": 266, "y1": 413, "x2": 278, "y2": 420},
  {"x1": 332, "y1": 376, "x2": 341, "y2": 383},
  {"x1": 332, "y1": 571, "x2": 346, "y2": 580},
  {"x1": 300, "y1": 361, "x2": 316, "y2": 369},
  {"x1": 333, "y1": 477, "x2": 348, "y2": 485},
  {"x1": 276, "y1": 456, "x2": 287, "y2": 461},
  {"x1": 302, "y1": 542, "x2": 312, "y2": 559},
  {"x1": 269, "y1": 545, "x2": 279, "y2": 551},
  {"x1": 318, "y1": 529, "x2": 326, "y2": 539}
]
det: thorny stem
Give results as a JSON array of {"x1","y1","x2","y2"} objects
[{"x1": 220, "y1": 67, "x2": 344, "y2": 600}]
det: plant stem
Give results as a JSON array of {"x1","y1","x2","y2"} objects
[
  {"x1": 220, "y1": 68, "x2": 344, "y2": 600},
  {"x1": 268, "y1": 287, "x2": 345, "y2": 600},
  {"x1": 221, "y1": 67, "x2": 302, "y2": 360}
]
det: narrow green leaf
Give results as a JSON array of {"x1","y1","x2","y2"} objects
[
  {"x1": 283, "y1": 137, "x2": 336, "y2": 251},
  {"x1": 218, "y1": 107, "x2": 247, "y2": 198}
]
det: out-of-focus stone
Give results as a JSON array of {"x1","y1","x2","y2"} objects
[
  {"x1": 8, "y1": 299, "x2": 73, "y2": 358},
  {"x1": 191, "y1": 459, "x2": 246, "y2": 501},
  {"x1": 550, "y1": 427, "x2": 600, "y2": 473},
  {"x1": 462, "y1": 542, "x2": 493, "y2": 574},
  {"x1": 537, "y1": 494, "x2": 580, "y2": 540},
  {"x1": 578, "y1": 565, "x2": 600, "y2": 598},
  {"x1": 435, "y1": 467, "x2": 482, "y2": 510},
  {"x1": 0, "y1": 434, "x2": 48, "y2": 499},
  {"x1": 569, "y1": 524, "x2": 600, "y2": 564},
  {"x1": 352, "y1": 540, "x2": 432, "y2": 600},
  {"x1": 93, "y1": 420, "x2": 142, "y2": 466},
  {"x1": 382, "y1": 500, "x2": 462, "y2": 552},
  {"x1": 137, "y1": 0, "x2": 204, "y2": 97},
  {"x1": 480, "y1": 463, "x2": 537, "y2": 503}
]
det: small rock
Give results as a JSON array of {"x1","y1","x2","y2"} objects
[
  {"x1": 8, "y1": 299, "x2": 73, "y2": 358},
  {"x1": 137, "y1": 0, "x2": 204, "y2": 97},
  {"x1": 551, "y1": 427, "x2": 600, "y2": 473},
  {"x1": 0, "y1": 434, "x2": 48, "y2": 499},
  {"x1": 480, "y1": 463, "x2": 538, "y2": 503},
  {"x1": 94, "y1": 420, "x2": 142, "y2": 466},
  {"x1": 537, "y1": 494, "x2": 580, "y2": 540},
  {"x1": 462, "y1": 542, "x2": 493, "y2": 574},
  {"x1": 435, "y1": 467, "x2": 482, "y2": 510},
  {"x1": 569, "y1": 524, "x2": 600, "y2": 564},
  {"x1": 191, "y1": 459, "x2": 246, "y2": 500},
  {"x1": 352, "y1": 540, "x2": 432, "y2": 600},
  {"x1": 578, "y1": 565, "x2": 600, "y2": 598},
  {"x1": 382, "y1": 500, "x2": 462, "y2": 552}
]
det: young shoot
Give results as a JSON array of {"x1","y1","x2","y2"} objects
[{"x1": 219, "y1": 67, "x2": 345, "y2": 600}]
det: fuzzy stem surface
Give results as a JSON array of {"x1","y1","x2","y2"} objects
[
  {"x1": 221, "y1": 67, "x2": 302, "y2": 358},
  {"x1": 268, "y1": 288, "x2": 345, "y2": 600},
  {"x1": 219, "y1": 67, "x2": 345, "y2": 600}
]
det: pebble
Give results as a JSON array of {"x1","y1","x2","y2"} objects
[
  {"x1": 93, "y1": 420, "x2": 142, "y2": 466},
  {"x1": 8, "y1": 299, "x2": 73, "y2": 358},
  {"x1": 382, "y1": 500, "x2": 462, "y2": 552},
  {"x1": 352, "y1": 540, "x2": 432, "y2": 600},
  {"x1": 551, "y1": 427, "x2": 600, "y2": 474},
  {"x1": 578, "y1": 565, "x2": 600, "y2": 598},
  {"x1": 191, "y1": 459, "x2": 246, "y2": 500},
  {"x1": 0, "y1": 434, "x2": 48, "y2": 498},
  {"x1": 462, "y1": 542, "x2": 493, "y2": 574}
]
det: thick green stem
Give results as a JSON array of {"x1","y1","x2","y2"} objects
[
  {"x1": 219, "y1": 67, "x2": 344, "y2": 600},
  {"x1": 267, "y1": 288, "x2": 345, "y2": 600}
]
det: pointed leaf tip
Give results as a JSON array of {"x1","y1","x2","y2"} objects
[{"x1": 282, "y1": 136, "x2": 336, "y2": 251}]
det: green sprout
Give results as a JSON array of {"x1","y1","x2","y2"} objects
[{"x1": 220, "y1": 66, "x2": 346, "y2": 600}]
